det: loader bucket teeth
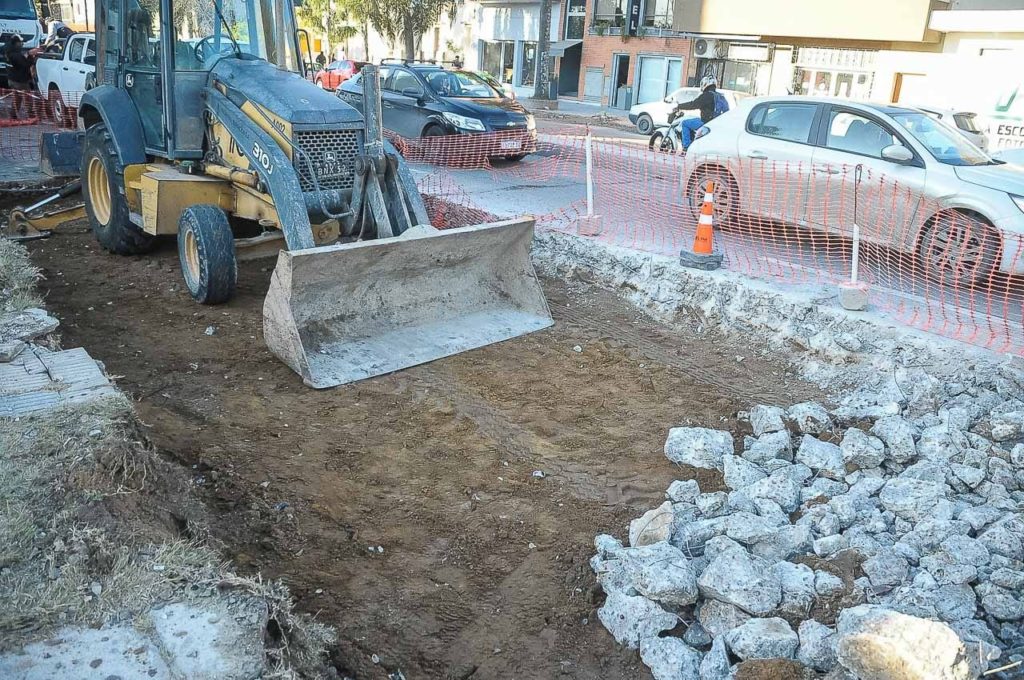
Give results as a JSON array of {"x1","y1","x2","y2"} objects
[{"x1": 263, "y1": 219, "x2": 553, "y2": 388}]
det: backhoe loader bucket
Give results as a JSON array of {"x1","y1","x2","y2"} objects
[{"x1": 263, "y1": 218, "x2": 553, "y2": 388}]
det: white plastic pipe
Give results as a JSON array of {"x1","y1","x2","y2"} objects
[
  {"x1": 851, "y1": 222, "x2": 861, "y2": 285},
  {"x1": 585, "y1": 131, "x2": 594, "y2": 218}
]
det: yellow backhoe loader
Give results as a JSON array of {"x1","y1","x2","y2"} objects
[{"x1": 6, "y1": 0, "x2": 551, "y2": 388}]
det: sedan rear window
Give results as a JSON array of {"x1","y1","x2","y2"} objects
[{"x1": 747, "y1": 103, "x2": 817, "y2": 143}]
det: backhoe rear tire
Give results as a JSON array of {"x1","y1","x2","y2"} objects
[
  {"x1": 82, "y1": 123, "x2": 155, "y2": 254},
  {"x1": 177, "y1": 204, "x2": 237, "y2": 305}
]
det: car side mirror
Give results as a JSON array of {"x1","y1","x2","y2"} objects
[
  {"x1": 881, "y1": 144, "x2": 914, "y2": 164},
  {"x1": 401, "y1": 87, "x2": 424, "y2": 101}
]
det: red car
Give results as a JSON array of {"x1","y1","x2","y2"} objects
[{"x1": 315, "y1": 60, "x2": 367, "y2": 91}]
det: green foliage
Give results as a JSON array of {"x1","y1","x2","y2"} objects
[
  {"x1": 295, "y1": 0, "x2": 359, "y2": 47},
  {"x1": 362, "y1": 0, "x2": 455, "y2": 59}
]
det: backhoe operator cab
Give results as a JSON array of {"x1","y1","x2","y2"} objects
[{"x1": 71, "y1": 0, "x2": 554, "y2": 389}]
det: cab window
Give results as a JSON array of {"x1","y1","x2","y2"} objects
[{"x1": 68, "y1": 36, "x2": 85, "y2": 62}]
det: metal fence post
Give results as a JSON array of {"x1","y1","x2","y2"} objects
[
  {"x1": 585, "y1": 128, "x2": 595, "y2": 217},
  {"x1": 838, "y1": 163, "x2": 869, "y2": 311}
]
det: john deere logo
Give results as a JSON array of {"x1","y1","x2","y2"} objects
[{"x1": 324, "y1": 151, "x2": 337, "y2": 162}]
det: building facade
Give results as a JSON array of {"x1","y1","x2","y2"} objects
[{"x1": 575, "y1": 0, "x2": 948, "y2": 109}]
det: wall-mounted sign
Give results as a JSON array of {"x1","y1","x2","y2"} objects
[{"x1": 627, "y1": 0, "x2": 642, "y2": 36}]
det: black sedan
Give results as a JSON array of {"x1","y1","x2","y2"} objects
[{"x1": 338, "y1": 63, "x2": 536, "y2": 159}]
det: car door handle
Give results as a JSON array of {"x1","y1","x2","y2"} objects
[
  {"x1": 813, "y1": 165, "x2": 840, "y2": 175},
  {"x1": 62, "y1": 66, "x2": 69, "y2": 71},
  {"x1": 746, "y1": 151, "x2": 768, "y2": 160}
]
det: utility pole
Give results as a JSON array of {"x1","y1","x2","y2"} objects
[{"x1": 533, "y1": 0, "x2": 552, "y2": 100}]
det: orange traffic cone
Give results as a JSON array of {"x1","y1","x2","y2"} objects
[
  {"x1": 693, "y1": 181, "x2": 716, "y2": 255},
  {"x1": 680, "y1": 180, "x2": 724, "y2": 270}
]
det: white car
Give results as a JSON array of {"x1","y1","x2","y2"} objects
[
  {"x1": 35, "y1": 32, "x2": 95, "y2": 125},
  {"x1": 913, "y1": 105, "x2": 989, "y2": 152},
  {"x1": 994, "y1": 148, "x2": 1024, "y2": 166},
  {"x1": 685, "y1": 96, "x2": 1024, "y2": 282},
  {"x1": 628, "y1": 87, "x2": 745, "y2": 135}
]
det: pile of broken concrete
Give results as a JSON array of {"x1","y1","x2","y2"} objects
[{"x1": 593, "y1": 377, "x2": 1024, "y2": 679}]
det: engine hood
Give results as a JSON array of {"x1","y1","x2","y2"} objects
[
  {"x1": 954, "y1": 163, "x2": 1024, "y2": 196},
  {"x1": 209, "y1": 57, "x2": 363, "y2": 127},
  {"x1": 446, "y1": 97, "x2": 529, "y2": 120}
]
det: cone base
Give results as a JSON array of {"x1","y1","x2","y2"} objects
[{"x1": 679, "y1": 250, "x2": 724, "y2": 271}]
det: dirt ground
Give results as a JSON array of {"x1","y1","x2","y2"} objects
[{"x1": 26, "y1": 218, "x2": 821, "y2": 679}]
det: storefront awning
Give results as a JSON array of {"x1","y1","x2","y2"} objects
[{"x1": 548, "y1": 40, "x2": 582, "y2": 57}]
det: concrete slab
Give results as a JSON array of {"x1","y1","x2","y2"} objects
[
  {"x1": 0, "y1": 346, "x2": 119, "y2": 417},
  {"x1": 148, "y1": 601, "x2": 266, "y2": 680},
  {"x1": 0, "y1": 625, "x2": 172, "y2": 680}
]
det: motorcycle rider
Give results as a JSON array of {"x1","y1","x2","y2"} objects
[{"x1": 669, "y1": 74, "x2": 728, "y2": 150}]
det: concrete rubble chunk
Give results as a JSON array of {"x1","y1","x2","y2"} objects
[
  {"x1": 630, "y1": 501, "x2": 674, "y2": 547},
  {"x1": 0, "y1": 307, "x2": 59, "y2": 343},
  {"x1": 750, "y1": 405, "x2": 786, "y2": 436},
  {"x1": 796, "y1": 436, "x2": 845, "y2": 477},
  {"x1": 598, "y1": 591, "x2": 676, "y2": 649},
  {"x1": 698, "y1": 599, "x2": 752, "y2": 639},
  {"x1": 742, "y1": 472, "x2": 802, "y2": 513},
  {"x1": 697, "y1": 549, "x2": 781, "y2": 615},
  {"x1": 634, "y1": 549, "x2": 700, "y2": 606},
  {"x1": 0, "y1": 339, "x2": 26, "y2": 362},
  {"x1": 814, "y1": 535, "x2": 849, "y2": 558},
  {"x1": 980, "y1": 585, "x2": 1024, "y2": 621},
  {"x1": 772, "y1": 560, "x2": 815, "y2": 618},
  {"x1": 695, "y1": 492, "x2": 730, "y2": 518},
  {"x1": 665, "y1": 427, "x2": 734, "y2": 471},
  {"x1": 787, "y1": 402, "x2": 832, "y2": 435},
  {"x1": 978, "y1": 521, "x2": 1024, "y2": 561},
  {"x1": 751, "y1": 525, "x2": 813, "y2": 563},
  {"x1": 862, "y1": 550, "x2": 909, "y2": 590},
  {"x1": 870, "y1": 415, "x2": 918, "y2": 464},
  {"x1": 879, "y1": 478, "x2": 948, "y2": 523},
  {"x1": 723, "y1": 455, "x2": 767, "y2": 491},
  {"x1": 919, "y1": 552, "x2": 977, "y2": 585},
  {"x1": 699, "y1": 636, "x2": 731, "y2": 680},
  {"x1": 939, "y1": 535, "x2": 990, "y2": 567},
  {"x1": 815, "y1": 570, "x2": 845, "y2": 598},
  {"x1": 798, "y1": 620, "x2": 839, "y2": 672},
  {"x1": 991, "y1": 407, "x2": 1024, "y2": 442},
  {"x1": 725, "y1": 617, "x2": 798, "y2": 660},
  {"x1": 724, "y1": 511, "x2": 778, "y2": 545},
  {"x1": 841, "y1": 428, "x2": 886, "y2": 469},
  {"x1": 933, "y1": 584, "x2": 977, "y2": 623},
  {"x1": 682, "y1": 621, "x2": 712, "y2": 648},
  {"x1": 666, "y1": 479, "x2": 701, "y2": 504},
  {"x1": 671, "y1": 516, "x2": 728, "y2": 555},
  {"x1": 743, "y1": 429, "x2": 793, "y2": 465},
  {"x1": 639, "y1": 636, "x2": 701, "y2": 680},
  {"x1": 836, "y1": 605, "x2": 979, "y2": 680},
  {"x1": 990, "y1": 567, "x2": 1024, "y2": 590}
]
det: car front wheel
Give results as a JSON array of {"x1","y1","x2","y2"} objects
[
  {"x1": 919, "y1": 211, "x2": 1000, "y2": 286},
  {"x1": 688, "y1": 166, "x2": 737, "y2": 226}
]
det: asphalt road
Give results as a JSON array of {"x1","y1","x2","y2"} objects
[{"x1": 411, "y1": 120, "x2": 1024, "y2": 353}]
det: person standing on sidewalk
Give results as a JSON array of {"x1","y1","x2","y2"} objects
[
  {"x1": 5, "y1": 35, "x2": 36, "y2": 120},
  {"x1": 669, "y1": 74, "x2": 728, "y2": 151}
]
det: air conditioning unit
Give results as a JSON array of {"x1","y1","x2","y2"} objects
[{"x1": 694, "y1": 38, "x2": 729, "y2": 60}]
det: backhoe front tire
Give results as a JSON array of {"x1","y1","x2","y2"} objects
[
  {"x1": 82, "y1": 123, "x2": 155, "y2": 254},
  {"x1": 177, "y1": 204, "x2": 237, "y2": 305}
]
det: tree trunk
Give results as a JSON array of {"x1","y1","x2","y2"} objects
[
  {"x1": 403, "y1": 13, "x2": 416, "y2": 61},
  {"x1": 533, "y1": 0, "x2": 552, "y2": 100},
  {"x1": 362, "y1": 21, "x2": 370, "y2": 62}
]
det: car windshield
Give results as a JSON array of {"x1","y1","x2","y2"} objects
[
  {"x1": 426, "y1": 70, "x2": 498, "y2": 98},
  {"x1": 891, "y1": 112, "x2": 993, "y2": 166},
  {"x1": 0, "y1": 0, "x2": 37, "y2": 20}
]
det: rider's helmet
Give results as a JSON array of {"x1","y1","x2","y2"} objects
[{"x1": 700, "y1": 74, "x2": 718, "y2": 90}]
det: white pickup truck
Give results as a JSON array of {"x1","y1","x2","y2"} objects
[{"x1": 35, "y1": 32, "x2": 95, "y2": 126}]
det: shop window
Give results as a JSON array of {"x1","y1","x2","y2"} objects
[{"x1": 521, "y1": 42, "x2": 537, "y2": 87}]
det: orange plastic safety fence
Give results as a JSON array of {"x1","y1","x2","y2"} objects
[{"x1": 4, "y1": 100, "x2": 1022, "y2": 354}]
